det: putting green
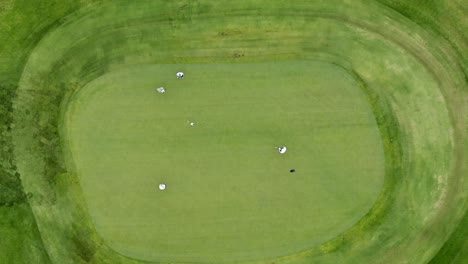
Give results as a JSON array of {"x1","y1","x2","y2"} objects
[{"x1": 64, "y1": 61, "x2": 384, "y2": 261}]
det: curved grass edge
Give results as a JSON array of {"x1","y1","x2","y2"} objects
[
  {"x1": 14, "y1": 8, "x2": 460, "y2": 264},
  {"x1": 316, "y1": 65, "x2": 403, "y2": 254},
  {"x1": 4, "y1": 1, "x2": 468, "y2": 262},
  {"x1": 375, "y1": 2, "x2": 468, "y2": 263},
  {"x1": 51, "y1": 58, "x2": 394, "y2": 264},
  {"x1": 428, "y1": 211, "x2": 468, "y2": 264},
  {"x1": 0, "y1": 1, "x2": 97, "y2": 263}
]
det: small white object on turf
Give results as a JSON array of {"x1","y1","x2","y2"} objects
[
  {"x1": 279, "y1": 146, "x2": 287, "y2": 154},
  {"x1": 176, "y1": 72, "x2": 184, "y2": 79},
  {"x1": 159, "y1": 183, "x2": 166, "y2": 190},
  {"x1": 157, "y1": 87, "x2": 165, "y2": 93}
]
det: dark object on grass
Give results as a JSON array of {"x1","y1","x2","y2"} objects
[{"x1": 290, "y1": 169, "x2": 295, "y2": 173}]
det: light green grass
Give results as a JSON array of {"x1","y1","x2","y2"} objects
[{"x1": 64, "y1": 61, "x2": 383, "y2": 261}]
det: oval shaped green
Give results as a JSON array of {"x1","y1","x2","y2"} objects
[{"x1": 64, "y1": 60, "x2": 384, "y2": 262}]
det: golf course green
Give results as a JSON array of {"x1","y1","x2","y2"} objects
[
  {"x1": 64, "y1": 61, "x2": 383, "y2": 261},
  {"x1": 1, "y1": 0, "x2": 467, "y2": 264}
]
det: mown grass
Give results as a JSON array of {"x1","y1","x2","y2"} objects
[
  {"x1": 318, "y1": 67, "x2": 403, "y2": 254},
  {"x1": 378, "y1": 1, "x2": 467, "y2": 263},
  {"x1": 428, "y1": 211, "x2": 468, "y2": 264},
  {"x1": 0, "y1": 1, "x2": 89, "y2": 263},
  {"x1": 1, "y1": 0, "x2": 466, "y2": 263},
  {"x1": 63, "y1": 61, "x2": 384, "y2": 262}
]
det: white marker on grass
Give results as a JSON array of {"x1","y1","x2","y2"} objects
[
  {"x1": 278, "y1": 146, "x2": 287, "y2": 154},
  {"x1": 187, "y1": 120, "x2": 196, "y2": 126},
  {"x1": 159, "y1": 183, "x2": 166, "y2": 191},
  {"x1": 176, "y1": 72, "x2": 184, "y2": 79},
  {"x1": 157, "y1": 87, "x2": 166, "y2": 93}
]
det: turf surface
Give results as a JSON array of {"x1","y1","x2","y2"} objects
[
  {"x1": 65, "y1": 61, "x2": 383, "y2": 261},
  {"x1": 1, "y1": 0, "x2": 467, "y2": 264}
]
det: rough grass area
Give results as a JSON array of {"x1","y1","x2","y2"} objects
[{"x1": 1, "y1": 0, "x2": 467, "y2": 264}]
